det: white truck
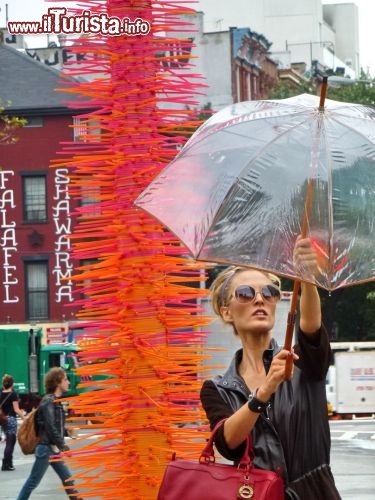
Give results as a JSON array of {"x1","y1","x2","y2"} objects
[{"x1": 326, "y1": 342, "x2": 375, "y2": 417}]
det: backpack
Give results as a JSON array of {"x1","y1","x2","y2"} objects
[{"x1": 17, "y1": 407, "x2": 39, "y2": 455}]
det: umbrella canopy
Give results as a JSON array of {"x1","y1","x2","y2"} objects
[{"x1": 135, "y1": 93, "x2": 375, "y2": 291}]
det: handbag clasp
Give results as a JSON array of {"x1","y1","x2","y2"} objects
[{"x1": 237, "y1": 484, "x2": 254, "y2": 499}]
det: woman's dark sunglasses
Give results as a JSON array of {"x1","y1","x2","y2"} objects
[{"x1": 233, "y1": 284, "x2": 281, "y2": 304}]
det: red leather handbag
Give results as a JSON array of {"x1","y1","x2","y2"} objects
[{"x1": 157, "y1": 420, "x2": 284, "y2": 500}]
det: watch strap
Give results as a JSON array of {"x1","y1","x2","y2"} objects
[{"x1": 247, "y1": 391, "x2": 270, "y2": 413}]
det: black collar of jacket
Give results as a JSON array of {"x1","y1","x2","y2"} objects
[{"x1": 214, "y1": 338, "x2": 281, "y2": 397}]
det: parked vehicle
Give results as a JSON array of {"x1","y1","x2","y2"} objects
[
  {"x1": 0, "y1": 327, "x2": 80, "y2": 411},
  {"x1": 326, "y1": 342, "x2": 375, "y2": 418}
]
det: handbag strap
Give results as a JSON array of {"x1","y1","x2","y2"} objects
[
  {"x1": 0, "y1": 392, "x2": 12, "y2": 410},
  {"x1": 201, "y1": 418, "x2": 253, "y2": 466}
]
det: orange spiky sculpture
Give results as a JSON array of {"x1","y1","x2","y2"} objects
[{"x1": 49, "y1": 0, "x2": 216, "y2": 498}]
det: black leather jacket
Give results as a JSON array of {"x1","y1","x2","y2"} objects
[
  {"x1": 36, "y1": 393, "x2": 66, "y2": 451},
  {"x1": 200, "y1": 327, "x2": 331, "y2": 485}
]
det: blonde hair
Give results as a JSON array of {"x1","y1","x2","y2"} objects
[{"x1": 210, "y1": 266, "x2": 281, "y2": 318}]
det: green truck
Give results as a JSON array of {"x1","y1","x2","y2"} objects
[{"x1": 0, "y1": 327, "x2": 80, "y2": 411}]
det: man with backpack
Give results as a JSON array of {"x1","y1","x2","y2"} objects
[{"x1": 16, "y1": 367, "x2": 82, "y2": 500}]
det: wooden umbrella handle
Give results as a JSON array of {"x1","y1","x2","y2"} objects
[
  {"x1": 283, "y1": 77, "x2": 327, "y2": 379},
  {"x1": 283, "y1": 279, "x2": 300, "y2": 379},
  {"x1": 283, "y1": 163, "x2": 315, "y2": 377},
  {"x1": 319, "y1": 76, "x2": 328, "y2": 110}
]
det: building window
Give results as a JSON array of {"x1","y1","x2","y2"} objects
[
  {"x1": 79, "y1": 258, "x2": 98, "y2": 299},
  {"x1": 23, "y1": 117, "x2": 44, "y2": 128},
  {"x1": 25, "y1": 261, "x2": 49, "y2": 320},
  {"x1": 73, "y1": 116, "x2": 87, "y2": 141},
  {"x1": 73, "y1": 117, "x2": 101, "y2": 142},
  {"x1": 80, "y1": 183, "x2": 101, "y2": 216},
  {"x1": 23, "y1": 175, "x2": 47, "y2": 222}
]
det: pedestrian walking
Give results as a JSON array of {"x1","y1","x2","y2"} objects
[
  {"x1": 16, "y1": 367, "x2": 82, "y2": 500},
  {"x1": 0, "y1": 374, "x2": 25, "y2": 471}
]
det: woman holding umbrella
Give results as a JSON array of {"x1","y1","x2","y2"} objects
[{"x1": 200, "y1": 236, "x2": 341, "y2": 499}]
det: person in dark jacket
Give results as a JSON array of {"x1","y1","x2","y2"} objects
[
  {"x1": 16, "y1": 367, "x2": 82, "y2": 500},
  {"x1": 200, "y1": 236, "x2": 341, "y2": 500},
  {"x1": 0, "y1": 374, "x2": 25, "y2": 471}
]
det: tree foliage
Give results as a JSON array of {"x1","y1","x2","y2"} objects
[
  {"x1": 268, "y1": 72, "x2": 375, "y2": 105},
  {"x1": 0, "y1": 101, "x2": 27, "y2": 145},
  {"x1": 267, "y1": 79, "x2": 314, "y2": 99},
  {"x1": 324, "y1": 69, "x2": 375, "y2": 105}
]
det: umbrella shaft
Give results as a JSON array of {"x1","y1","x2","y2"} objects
[{"x1": 283, "y1": 280, "x2": 300, "y2": 379}]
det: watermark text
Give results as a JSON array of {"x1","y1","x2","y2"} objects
[{"x1": 7, "y1": 8, "x2": 151, "y2": 36}]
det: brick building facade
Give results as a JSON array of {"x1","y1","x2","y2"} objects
[{"x1": 0, "y1": 41, "x2": 88, "y2": 341}]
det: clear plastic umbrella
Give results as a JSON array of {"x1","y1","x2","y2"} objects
[
  {"x1": 136, "y1": 79, "x2": 375, "y2": 373},
  {"x1": 136, "y1": 82, "x2": 375, "y2": 293}
]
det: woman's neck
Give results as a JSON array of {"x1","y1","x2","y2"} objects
[
  {"x1": 240, "y1": 330, "x2": 271, "y2": 356},
  {"x1": 238, "y1": 333, "x2": 271, "y2": 391}
]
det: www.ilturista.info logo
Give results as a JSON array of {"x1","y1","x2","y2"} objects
[{"x1": 7, "y1": 8, "x2": 151, "y2": 36}]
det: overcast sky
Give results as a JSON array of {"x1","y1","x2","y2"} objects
[{"x1": 2, "y1": 0, "x2": 374, "y2": 75}]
